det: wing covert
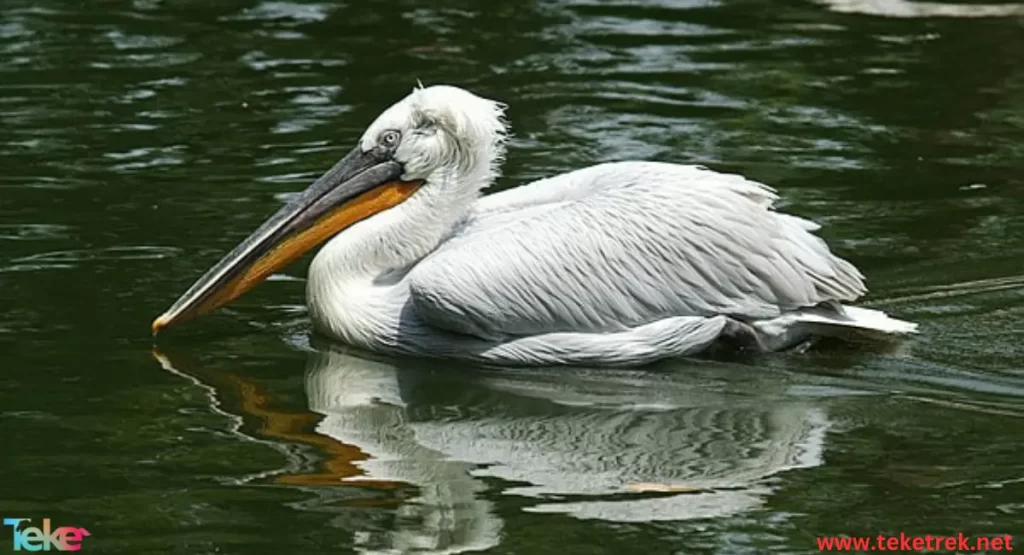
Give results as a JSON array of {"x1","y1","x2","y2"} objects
[{"x1": 408, "y1": 162, "x2": 865, "y2": 339}]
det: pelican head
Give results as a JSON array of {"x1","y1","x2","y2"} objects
[{"x1": 152, "y1": 85, "x2": 508, "y2": 334}]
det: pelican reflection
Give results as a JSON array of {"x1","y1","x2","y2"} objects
[{"x1": 158, "y1": 348, "x2": 832, "y2": 553}]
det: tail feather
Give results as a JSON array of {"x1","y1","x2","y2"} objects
[
  {"x1": 797, "y1": 305, "x2": 918, "y2": 335},
  {"x1": 750, "y1": 304, "x2": 917, "y2": 352}
]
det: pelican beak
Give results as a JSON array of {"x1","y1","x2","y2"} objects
[{"x1": 152, "y1": 146, "x2": 422, "y2": 335}]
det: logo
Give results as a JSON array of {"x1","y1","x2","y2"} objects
[{"x1": 3, "y1": 519, "x2": 90, "y2": 551}]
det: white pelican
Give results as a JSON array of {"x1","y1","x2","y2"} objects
[{"x1": 152, "y1": 84, "x2": 917, "y2": 366}]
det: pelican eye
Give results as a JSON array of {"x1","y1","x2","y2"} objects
[{"x1": 379, "y1": 130, "x2": 401, "y2": 148}]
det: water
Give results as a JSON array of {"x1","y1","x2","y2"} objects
[{"x1": 2, "y1": 0, "x2": 1023, "y2": 553}]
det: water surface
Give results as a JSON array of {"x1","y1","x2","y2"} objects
[{"x1": 1, "y1": 0, "x2": 1023, "y2": 553}]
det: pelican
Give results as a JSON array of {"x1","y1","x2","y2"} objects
[{"x1": 152, "y1": 84, "x2": 917, "y2": 366}]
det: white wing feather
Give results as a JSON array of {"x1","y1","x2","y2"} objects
[{"x1": 408, "y1": 161, "x2": 866, "y2": 339}]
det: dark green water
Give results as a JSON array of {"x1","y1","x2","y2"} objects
[{"x1": 2, "y1": 0, "x2": 1023, "y2": 553}]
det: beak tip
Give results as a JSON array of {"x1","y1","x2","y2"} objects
[{"x1": 152, "y1": 314, "x2": 170, "y2": 336}]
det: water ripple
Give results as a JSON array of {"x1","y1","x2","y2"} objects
[
  {"x1": 5, "y1": 246, "x2": 182, "y2": 271},
  {"x1": 817, "y1": 0, "x2": 1024, "y2": 18},
  {"x1": 224, "y1": 2, "x2": 335, "y2": 24},
  {"x1": 0, "y1": 223, "x2": 73, "y2": 241}
]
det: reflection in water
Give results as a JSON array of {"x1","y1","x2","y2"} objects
[
  {"x1": 158, "y1": 348, "x2": 832, "y2": 553},
  {"x1": 305, "y1": 355, "x2": 501, "y2": 554},
  {"x1": 816, "y1": 0, "x2": 1024, "y2": 18}
]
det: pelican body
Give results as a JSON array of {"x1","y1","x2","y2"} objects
[{"x1": 153, "y1": 85, "x2": 917, "y2": 366}]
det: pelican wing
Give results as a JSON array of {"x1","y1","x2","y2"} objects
[{"x1": 408, "y1": 161, "x2": 866, "y2": 339}]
